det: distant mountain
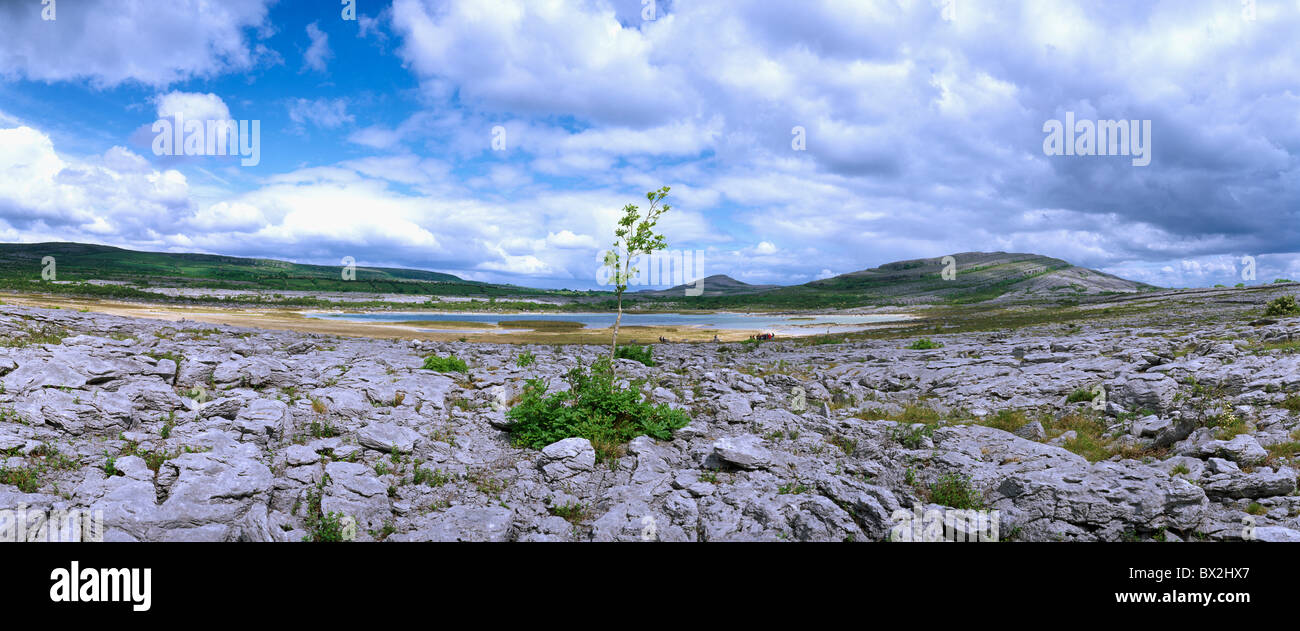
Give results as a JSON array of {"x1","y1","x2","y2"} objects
[
  {"x1": 636, "y1": 274, "x2": 778, "y2": 297},
  {"x1": 631, "y1": 252, "x2": 1154, "y2": 308},
  {"x1": 805, "y1": 252, "x2": 1153, "y2": 303},
  {"x1": 0, "y1": 242, "x2": 1153, "y2": 307}
]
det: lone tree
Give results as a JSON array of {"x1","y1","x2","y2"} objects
[{"x1": 603, "y1": 186, "x2": 671, "y2": 362}]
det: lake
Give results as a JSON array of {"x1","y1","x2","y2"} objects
[{"x1": 304, "y1": 311, "x2": 912, "y2": 334}]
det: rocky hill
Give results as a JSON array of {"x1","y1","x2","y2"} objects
[
  {"x1": 633, "y1": 252, "x2": 1154, "y2": 309},
  {"x1": 637, "y1": 274, "x2": 779, "y2": 297}
]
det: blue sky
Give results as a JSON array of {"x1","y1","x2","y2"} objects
[{"x1": 0, "y1": 0, "x2": 1298, "y2": 289}]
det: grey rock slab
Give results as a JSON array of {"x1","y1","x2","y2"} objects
[
  {"x1": 356, "y1": 422, "x2": 422, "y2": 453},
  {"x1": 1187, "y1": 434, "x2": 1269, "y2": 465},
  {"x1": 540, "y1": 437, "x2": 596, "y2": 481},
  {"x1": 1253, "y1": 526, "x2": 1300, "y2": 542},
  {"x1": 1202, "y1": 467, "x2": 1296, "y2": 500},
  {"x1": 2, "y1": 360, "x2": 87, "y2": 394},
  {"x1": 712, "y1": 435, "x2": 772, "y2": 470},
  {"x1": 387, "y1": 505, "x2": 515, "y2": 542},
  {"x1": 995, "y1": 461, "x2": 1208, "y2": 541}
]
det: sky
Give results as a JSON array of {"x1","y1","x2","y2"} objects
[{"x1": 0, "y1": 0, "x2": 1297, "y2": 290}]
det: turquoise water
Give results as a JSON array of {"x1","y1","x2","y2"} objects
[{"x1": 305, "y1": 311, "x2": 909, "y2": 332}]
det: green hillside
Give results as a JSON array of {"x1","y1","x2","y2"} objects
[
  {"x1": 0, "y1": 242, "x2": 550, "y2": 297},
  {"x1": 629, "y1": 252, "x2": 1155, "y2": 309},
  {"x1": 0, "y1": 243, "x2": 1154, "y2": 310}
]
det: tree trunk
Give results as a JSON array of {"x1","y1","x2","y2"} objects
[{"x1": 611, "y1": 289, "x2": 623, "y2": 362}]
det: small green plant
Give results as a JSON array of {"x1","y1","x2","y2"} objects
[
  {"x1": 827, "y1": 435, "x2": 857, "y2": 456},
  {"x1": 1066, "y1": 388, "x2": 1097, "y2": 403},
  {"x1": 309, "y1": 416, "x2": 338, "y2": 438},
  {"x1": 980, "y1": 409, "x2": 1030, "y2": 433},
  {"x1": 159, "y1": 412, "x2": 175, "y2": 439},
  {"x1": 103, "y1": 451, "x2": 119, "y2": 477},
  {"x1": 302, "y1": 476, "x2": 347, "y2": 542},
  {"x1": 1246, "y1": 502, "x2": 1267, "y2": 516},
  {"x1": 548, "y1": 501, "x2": 589, "y2": 524},
  {"x1": 506, "y1": 357, "x2": 690, "y2": 462},
  {"x1": 929, "y1": 473, "x2": 985, "y2": 510},
  {"x1": 1171, "y1": 463, "x2": 1191, "y2": 476},
  {"x1": 1265, "y1": 441, "x2": 1300, "y2": 464},
  {"x1": 1264, "y1": 295, "x2": 1299, "y2": 316},
  {"x1": 422, "y1": 354, "x2": 469, "y2": 374},
  {"x1": 891, "y1": 423, "x2": 934, "y2": 449},
  {"x1": 1282, "y1": 394, "x2": 1300, "y2": 413},
  {"x1": 614, "y1": 344, "x2": 655, "y2": 367},
  {"x1": 515, "y1": 350, "x2": 537, "y2": 368},
  {"x1": 412, "y1": 467, "x2": 451, "y2": 487},
  {"x1": 183, "y1": 386, "x2": 210, "y2": 403},
  {"x1": 907, "y1": 338, "x2": 943, "y2": 350},
  {"x1": 777, "y1": 481, "x2": 808, "y2": 495},
  {"x1": 1209, "y1": 407, "x2": 1248, "y2": 440}
]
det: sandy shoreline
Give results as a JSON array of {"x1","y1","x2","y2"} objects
[{"x1": 0, "y1": 293, "x2": 916, "y2": 344}]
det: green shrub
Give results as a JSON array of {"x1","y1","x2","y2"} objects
[
  {"x1": 548, "y1": 501, "x2": 589, "y2": 524},
  {"x1": 302, "y1": 476, "x2": 347, "y2": 542},
  {"x1": 929, "y1": 473, "x2": 985, "y2": 510},
  {"x1": 412, "y1": 467, "x2": 451, "y2": 487},
  {"x1": 1264, "y1": 295, "x2": 1299, "y2": 316},
  {"x1": 515, "y1": 350, "x2": 537, "y2": 368},
  {"x1": 907, "y1": 338, "x2": 943, "y2": 350},
  {"x1": 309, "y1": 416, "x2": 337, "y2": 438},
  {"x1": 506, "y1": 357, "x2": 689, "y2": 462},
  {"x1": 614, "y1": 344, "x2": 655, "y2": 367},
  {"x1": 1066, "y1": 388, "x2": 1098, "y2": 403},
  {"x1": 422, "y1": 354, "x2": 468, "y2": 374},
  {"x1": 890, "y1": 423, "x2": 934, "y2": 449}
]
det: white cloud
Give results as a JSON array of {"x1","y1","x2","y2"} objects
[
  {"x1": 0, "y1": 0, "x2": 273, "y2": 87},
  {"x1": 303, "y1": 22, "x2": 332, "y2": 73},
  {"x1": 0, "y1": 126, "x2": 193, "y2": 242},
  {"x1": 546, "y1": 230, "x2": 598, "y2": 250},
  {"x1": 154, "y1": 92, "x2": 233, "y2": 122},
  {"x1": 288, "y1": 98, "x2": 354, "y2": 128}
]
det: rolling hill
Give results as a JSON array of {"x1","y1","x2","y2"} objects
[
  {"x1": 0, "y1": 242, "x2": 549, "y2": 297},
  {"x1": 636, "y1": 274, "x2": 779, "y2": 297},
  {"x1": 631, "y1": 252, "x2": 1154, "y2": 309},
  {"x1": 0, "y1": 242, "x2": 1153, "y2": 309}
]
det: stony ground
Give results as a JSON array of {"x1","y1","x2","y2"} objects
[{"x1": 1, "y1": 285, "x2": 1298, "y2": 542}]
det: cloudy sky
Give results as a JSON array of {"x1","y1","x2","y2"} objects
[{"x1": 0, "y1": 0, "x2": 1297, "y2": 289}]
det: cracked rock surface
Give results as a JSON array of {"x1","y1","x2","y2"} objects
[{"x1": 1, "y1": 290, "x2": 1298, "y2": 542}]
